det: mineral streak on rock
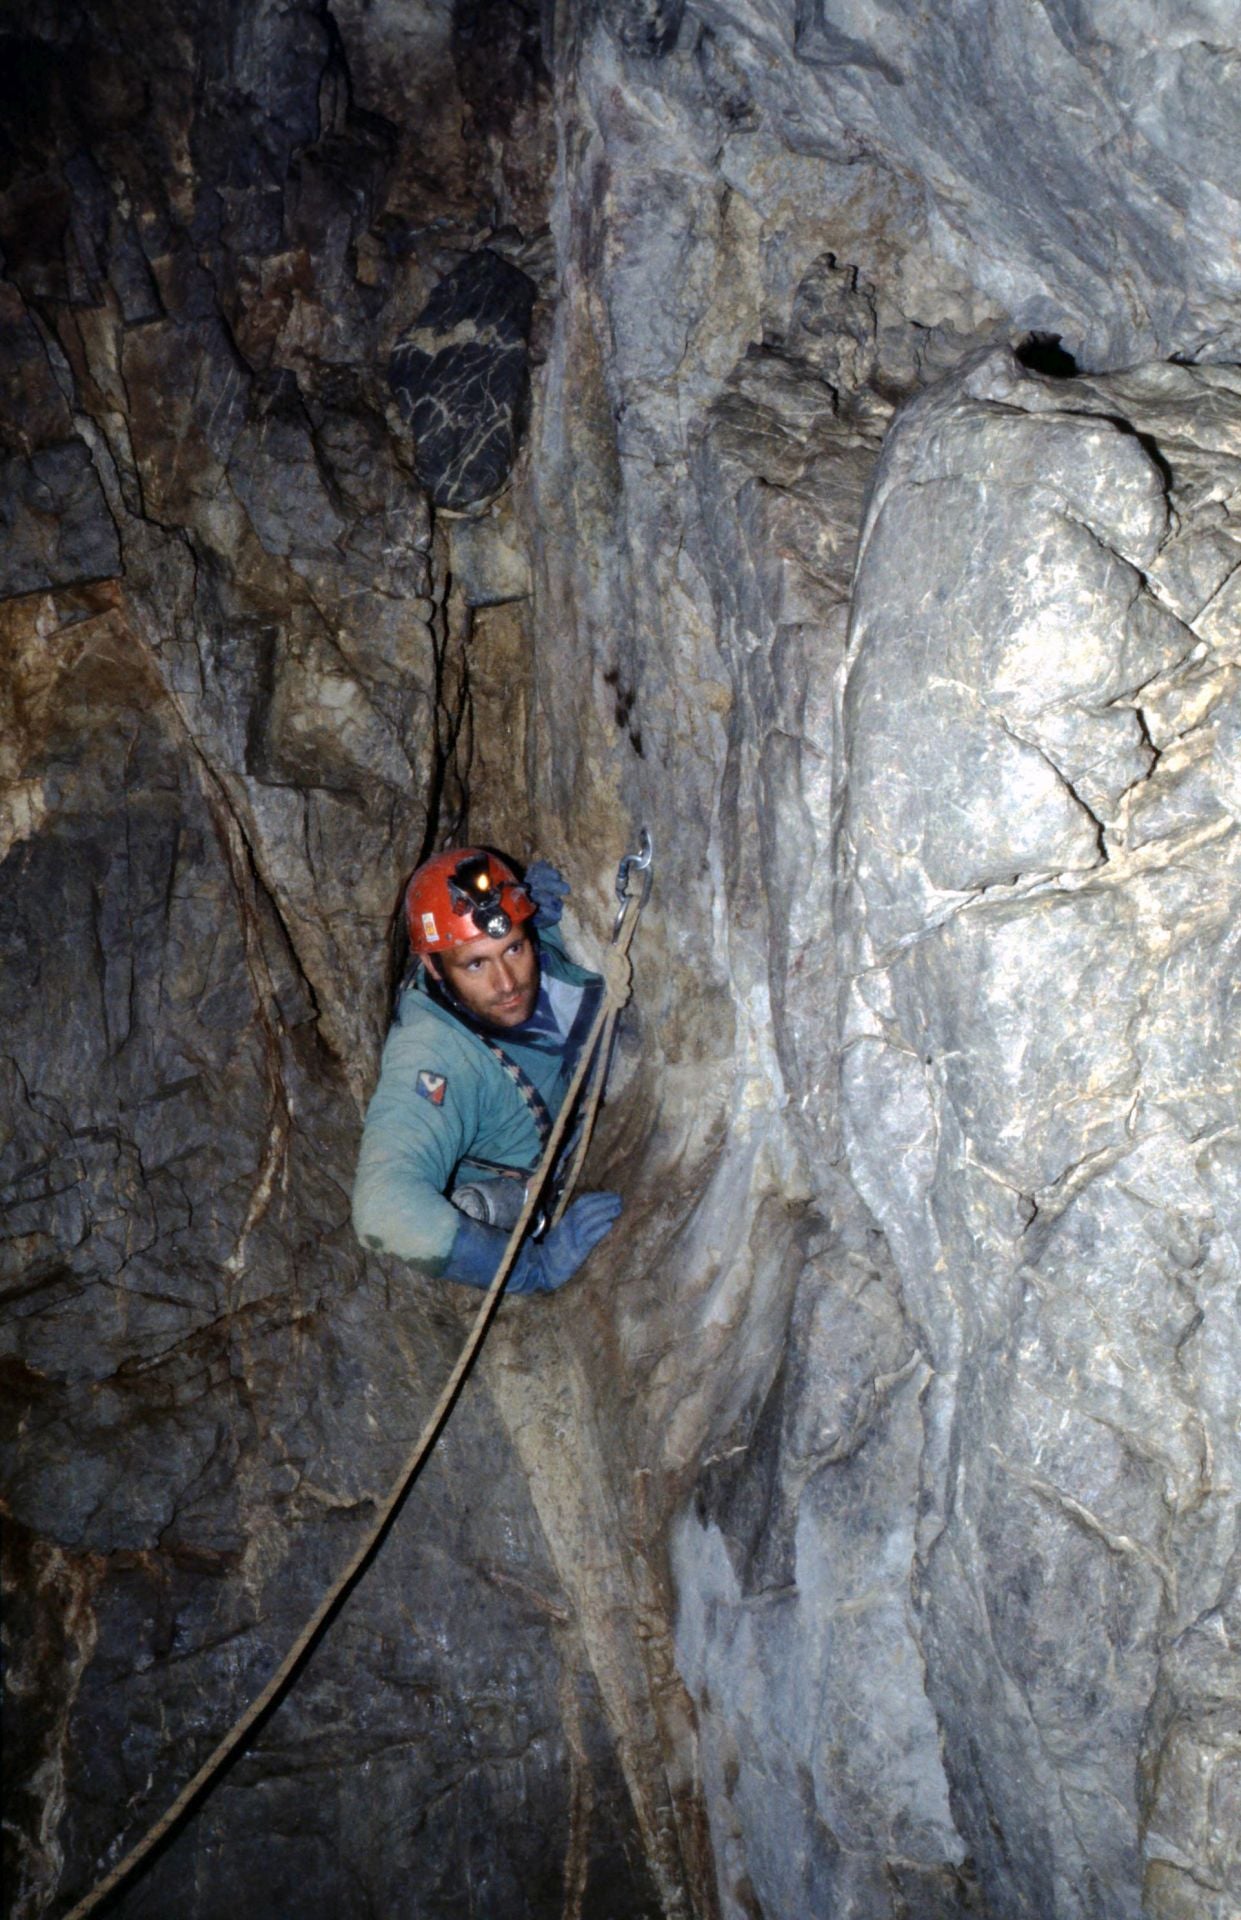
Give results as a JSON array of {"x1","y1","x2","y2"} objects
[{"x1": 389, "y1": 250, "x2": 537, "y2": 512}]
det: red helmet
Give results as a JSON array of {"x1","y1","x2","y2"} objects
[{"x1": 405, "y1": 847, "x2": 535, "y2": 955}]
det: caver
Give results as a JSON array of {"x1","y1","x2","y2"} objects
[{"x1": 352, "y1": 847, "x2": 623, "y2": 1292}]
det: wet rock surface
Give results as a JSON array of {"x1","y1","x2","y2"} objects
[{"x1": 4, "y1": 3, "x2": 1241, "y2": 1920}]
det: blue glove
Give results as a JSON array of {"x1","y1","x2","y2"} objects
[
  {"x1": 444, "y1": 1192, "x2": 622, "y2": 1294},
  {"x1": 523, "y1": 859, "x2": 570, "y2": 928}
]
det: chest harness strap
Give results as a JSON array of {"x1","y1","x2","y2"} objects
[{"x1": 474, "y1": 1034, "x2": 554, "y2": 1151}]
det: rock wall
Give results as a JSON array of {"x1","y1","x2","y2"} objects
[
  {"x1": 837, "y1": 350, "x2": 1241, "y2": 1917},
  {"x1": 0, "y1": 5, "x2": 658, "y2": 1916},
  {"x1": 4, "y1": 3, "x2": 1241, "y2": 1919}
]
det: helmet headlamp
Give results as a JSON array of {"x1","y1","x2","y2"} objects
[{"x1": 448, "y1": 854, "x2": 513, "y2": 940}]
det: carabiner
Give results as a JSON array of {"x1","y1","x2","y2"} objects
[{"x1": 613, "y1": 827, "x2": 653, "y2": 937}]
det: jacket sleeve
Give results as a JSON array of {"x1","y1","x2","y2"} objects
[{"x1": 351, "y1": 1018, "x2": 471, "y2": 1274}]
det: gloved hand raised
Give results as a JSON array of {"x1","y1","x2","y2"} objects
[
  {"x1": 445, "y1": 1192, "x2": 623, "y2": 1295},
  {"x1": 523, "y1": 859, "x2": 571, "y2": 928},
  {"x1": 516, "y1": 1190, "x2": 623, "y2": 1293}
]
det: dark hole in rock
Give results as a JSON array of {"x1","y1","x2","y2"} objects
[{"x1": 1014, "y1": 331, "x2": 1079, "y2": 378}]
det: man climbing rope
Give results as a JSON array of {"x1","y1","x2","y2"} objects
[
  {"x1": 352, "y1": 848, "x2": 623, "y2": 1293},
  {"x1": 64, "y1": 843, "x2": 647, "y2": 1920}
]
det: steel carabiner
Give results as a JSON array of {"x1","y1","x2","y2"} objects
[{"x1": 613, "y1": 827, "x2": 653, "y2": 937}]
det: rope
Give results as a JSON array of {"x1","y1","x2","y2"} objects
[
  {"x1": 552, "y1": 836, "x2": 650, "y2": 1226},
  {"x1": 550, "y1": 949, "x2": 629, "y2": 1226},
  {"x1": 62, "y1": 874, "x2": 649, "y2": 1920}
]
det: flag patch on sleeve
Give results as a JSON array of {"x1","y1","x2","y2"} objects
[{"x1": 416, "y1": 1070, "x2": 447, "y2": 1105}]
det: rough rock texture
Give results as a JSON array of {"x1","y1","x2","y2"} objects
[
  {"x1": 734, "y1": 0, "x2": 1241, "y2": 369},
  {"x1": 5, "y1": 2, "x2": 1241, "y2": 1919},
  {"x1": 0, "y1": 4, "x2": 651, "y2": 1917},
  {"x1": 838, "y1": 350, "x2": 1241, "y2": 1919}
]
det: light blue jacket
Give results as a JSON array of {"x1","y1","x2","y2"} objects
[{"x1": 351, "y1": 927, "x2": 602, "y2": 1274}]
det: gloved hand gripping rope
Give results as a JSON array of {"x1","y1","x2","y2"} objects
[{"x1": 61, "y1": 833, "x2": 652, "y2": 1920}]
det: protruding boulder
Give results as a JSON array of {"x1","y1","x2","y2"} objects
[{"x1": 389, "y1": 250, "x2": 536, "y2": 512}]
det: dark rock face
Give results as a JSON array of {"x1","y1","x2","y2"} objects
[
  {"x1": 0, "y1": 569, "x2": 660, "y2": 1917},
  {"x1": 0, "y1": 4, "x2": 659, "y2": 1919},
  {"x1": 6, "y1": 2, "x2": 1241, "y2": 1919},
  {"x1": 0, "y1": 290, "x2": 121, "y2": 597},
  {"x1": 390, "y1": 251, "x2": 538, "y2": 512},
  {"x1": 0, "y1": 442, "x2": 120, "y2": 598}
]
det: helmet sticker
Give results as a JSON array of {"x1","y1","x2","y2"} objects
[
  {"x1": 416, "y1": 1070, "x2": 447, "y2": 1105},
  {"x1": 421, "y1": 912, "x2": 438, "y2": 943}
]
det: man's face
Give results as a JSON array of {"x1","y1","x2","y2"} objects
[{"x1": 430, "y1": 925, "x2": 539, "y2": 1028}]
